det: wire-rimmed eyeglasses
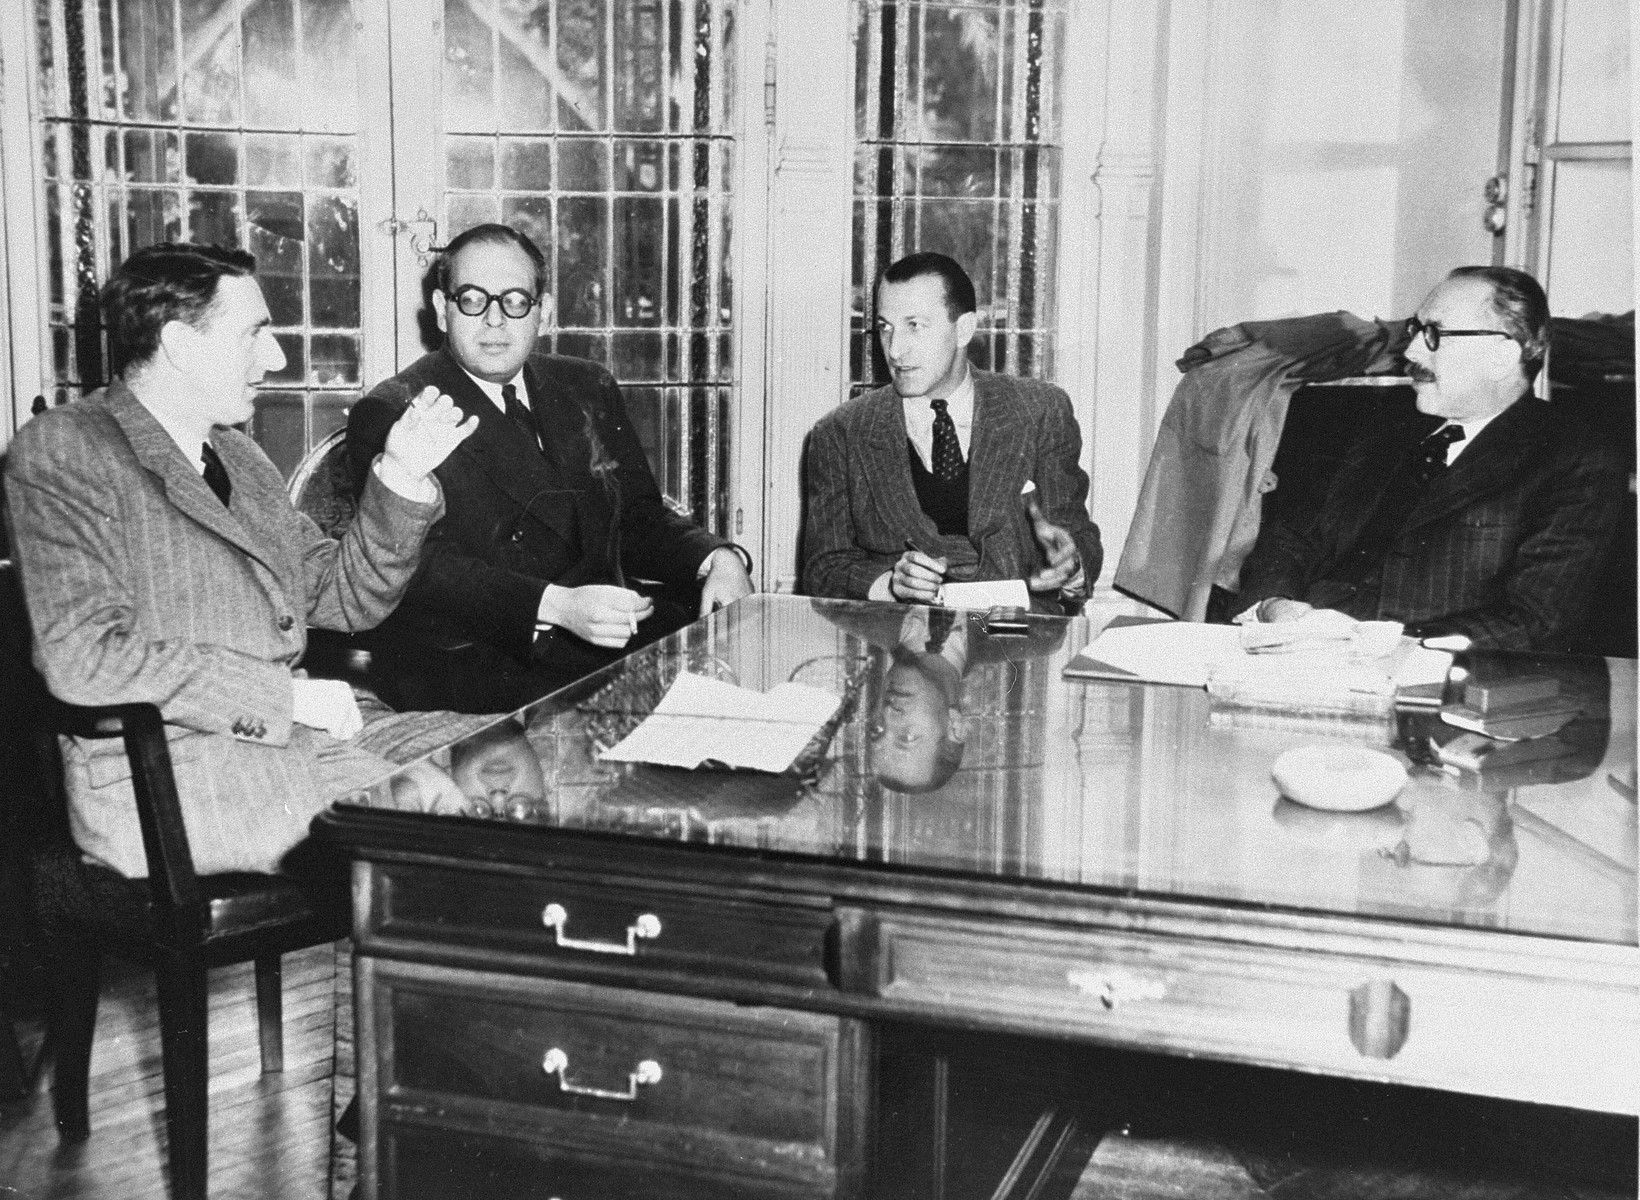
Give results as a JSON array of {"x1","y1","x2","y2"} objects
[
  {"x1": 450, "y1": 285, "x2": 540, "y2": 320},
  {"x1": 1405, "y1": 315, "x2": 1514, "y2": 353}
]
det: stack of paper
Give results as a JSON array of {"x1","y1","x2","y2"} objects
[{"x1": 598, "y1": 672, "x2": 842, "y2": 773}]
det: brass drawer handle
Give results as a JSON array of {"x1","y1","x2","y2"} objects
[
  {"x1": 1068, "y1": 967, "x2": 1168, "y2": 1010},
  {"x1": 541, "y1": 903, "x2": 662, "y2": 955},
  {"x1": 541, "y1": 1048, "x2": 662, "y2": 1101}
]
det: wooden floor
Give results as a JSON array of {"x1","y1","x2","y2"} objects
[{"x1": 0, "y1": 943, "x2": 344, "y2": 1200}]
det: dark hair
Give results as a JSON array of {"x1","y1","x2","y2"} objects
[
  {"x1": 435, "y1": 223, "x2": 548, "y2": 298},
  {"x1": 1447, "y1": 265, "x2": 1550, "y2": 382},
  {"x1": 879, "y1": 251, "x2": 977, "y2": 318},
  {"x1": 100, "y1": 242, "x2": 256, "y2": 376}
]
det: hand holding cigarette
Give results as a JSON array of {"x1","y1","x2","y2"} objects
[
  {"x1": 891, "y1": 538, "x2": 949, "y2": 605},
  {"x1": 536, "y1": 583, "x2": 653, "y2": 648}
]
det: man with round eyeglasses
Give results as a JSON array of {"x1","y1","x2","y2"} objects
[
  {"x1": 1236, "y1": 266, "x2": 1625, "y2": 651},
  {"x1": 348, "y1": 223, "x2": 752, "y2": 712}
]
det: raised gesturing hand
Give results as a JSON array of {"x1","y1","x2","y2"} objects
[{"x1": 380, "y1": 385, "x2": 479, "y2": 484}]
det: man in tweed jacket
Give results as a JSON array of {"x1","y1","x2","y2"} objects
[
  {"x1": 4, "y1": 242, "x2": 477, "y2": 877},
  {"x1": 803, "y1": 253, "x2": 1102, "y2": 615},
  {"x1": 1236, "y1": 267, "x2": 1625, "y2": 651}
]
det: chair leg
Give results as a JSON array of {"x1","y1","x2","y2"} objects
[
  {"x1": 43, "y1": 940, "x2": 100, "y2": 1142},
  {"x1": 254, "y1": 953, "x2": 283, "y2": 1073},
  {"x1": 154, "y1": 951, "x2": 209, "y2": 1200}
]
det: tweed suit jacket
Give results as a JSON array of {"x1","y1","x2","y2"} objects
[
  {"x1": 1236, "y1": 396, "x2": 1627, "y2": 650},
  {"x1": 3, "y1": 382, "x2": 444, "y2": 877},
  {"x1": 347, "y1": 350, "x2": 726, "y2": 666},
  {"x1": 803, "y1": 371, "x2": 1102, "y2": 614}
]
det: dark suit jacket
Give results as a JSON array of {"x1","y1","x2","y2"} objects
[
  {"x1": 3, "y1": 383, "x2": 444, "y2": 875},
  {"x1": 802, "y1": 371, "x2": 1103, "y2": 614},
  {"x1": 347, "y1": 350, "x2": 727, "y2": 708},
  {"x1": 1236, "y1": 397, "x2": 1627, "y2": 650}
]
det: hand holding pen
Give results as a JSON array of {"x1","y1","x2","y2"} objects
[{"x1": 890, "y1": 539, "x2": 949, "y2": 605}]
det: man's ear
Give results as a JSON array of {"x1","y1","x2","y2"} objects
[
  {"x1": 156, "y1": 318, "x2": 197, "y2": 371},
  {"x1": 954, "y1": 309, "x2": 979, "y2": 350},
  {"x1": 533, "y1": 292, "x2": 554, "y2": 339},
  {"x1": 432, "y1": 290, "x2": 450, "y2": 336},
  {"x1": 946, "y1": 708, "x2": 968, "y2": 745}
]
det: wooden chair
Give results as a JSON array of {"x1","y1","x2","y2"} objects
[{"x1": 0, "y1": 559, "x2": 348, "y2": 1200}]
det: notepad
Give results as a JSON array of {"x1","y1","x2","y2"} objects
[
  {"x1": 1063, "y1": 620, "x2": 1244, "y2": 687},
  {"x1": 598, "y1": 672, "x2": 842, "y2": 773},
  {"x1": 939, "y1": 578, "x2": 1030, "y2": 611}
]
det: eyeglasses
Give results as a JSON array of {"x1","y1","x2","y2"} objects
[
  {"x1": 1405, "y1": 316, "x2": 1514, "y2": 353},
  {"x1": 450, "y1": 285, "x2": 540, "y2": 320}
]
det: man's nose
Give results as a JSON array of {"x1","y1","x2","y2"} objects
[
  {"x1": 482, "y1": 297, "x2": 507, "y2": 326},
  {"x1": 261, "y1": 331, "x2": 286, "y2": 372}
]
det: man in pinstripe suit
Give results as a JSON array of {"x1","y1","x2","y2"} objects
[
  {"x1": 803, "y1": 252, "x2": 1102, "y2": 615},
  {"x1": 1236, "y1": 267, "x2": 1625, "y2": 651},
  {"x1": 4, "y1": 242, "x2": 478, "y2": 878}
]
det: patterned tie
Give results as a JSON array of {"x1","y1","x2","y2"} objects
[
  {"x1": 929, "y1": 398, "x2": 963, "y2": 482},
  {"x1": 502, "y1": 383, "x2": 541, "y2": 454},
  {"x1": 201, "y1": 442, "x2": 231, "y2": 507}
]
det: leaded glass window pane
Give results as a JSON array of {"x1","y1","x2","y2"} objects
[
  {"x1": 442, "y1": 0, "x2": 737, "y2": 535},
  {"x1": 33, "y1": 0, "x2": 362, "y2": 476},
  {"x1": 850, "y1": 0, "x2": 1065, "y2": 393}
]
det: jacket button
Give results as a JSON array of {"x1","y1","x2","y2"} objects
[{"x1": 278, "y1": 615, "x2": 294, "y2": 631}]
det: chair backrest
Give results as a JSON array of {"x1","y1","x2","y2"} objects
[
  {"x1": 0, "y1": 559, "x2": 208, "y2": 945},
  {"x1": 287, "y1": 428, "x2": 357, "y2": 538}
]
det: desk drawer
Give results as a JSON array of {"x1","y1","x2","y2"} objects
[
  {"x1": 364, "y1": 959, "x2": 869, "y2": 1197},
  {"x1": 383, "y1": 1126, "x2": 819, "y2": 1200},
  {"x1": 364, "y1": 862, "x2": 834, "y2": 989},
  {"x1": 860, "y1": 910, "x2": 1640, "y2": 1112}
]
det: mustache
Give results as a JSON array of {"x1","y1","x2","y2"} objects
[{"x1": 1405, "y1": 363, "x2": 1436, "y2": 382}]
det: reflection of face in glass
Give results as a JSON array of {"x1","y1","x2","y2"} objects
[
  {"x1": 450, "y1": 722, "x2": 547, "y2": 818},
  {"x1": 869, "y1": 652, "x2": 966, "y2": 793}
]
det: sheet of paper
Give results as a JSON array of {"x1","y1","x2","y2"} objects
[
  {"x1": 598, "y1": 673, "x2": 842, "y2": 773},
  {"x1": 1081, "y1": 622, "x2": 1245, "y2": 687},
  {"x1": 939, "y1": 578, "x2": 1029, "y2": 610}
]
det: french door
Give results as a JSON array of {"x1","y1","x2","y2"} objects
[{"x1": 11, "y1": 0, "x2": 769, "y2": 550}]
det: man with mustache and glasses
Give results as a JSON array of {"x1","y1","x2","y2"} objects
[
  {"x1": 348, "y1": 223, "x2": 752, "y2": 712},
  {"x1": 803, "y1": 252, "x2": 1102, "y2": 613},
  {"x1": 1236, "y1": 267, "x2": 1625, "y2": 651}
]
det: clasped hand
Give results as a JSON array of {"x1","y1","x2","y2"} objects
[
  {"x1": 539, "y1": 583, "x2": 654, "y2": 648},
  {"x1": 380, "y1": 385, "x2": 479, "y2": 484}
]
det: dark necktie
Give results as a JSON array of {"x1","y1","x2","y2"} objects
[
  {"x1": 201, "y1": 442, "x2": 231, "y2": 507},
  {"x1": 925, "y1": 607, "x2": 955, "y2": 653},
  {"x1": 502, "y1": 383, "x2": 541, "y2": 453},
  {"x1": 929, "y1": 398, "x2": 964, "y2": 482},
  {"x1": 1336, "y1": 423, "x2": 1465, "y2": 583}
]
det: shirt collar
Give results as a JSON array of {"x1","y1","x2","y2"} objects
[
  {"x1": 457, "y1": 364, "x2": 528, "y2": 413},
  {"x1": 901, "y1": 363, "x2": 975, "y2": 429},
  {"x1": 143, "y1": 403, "x2": 213, "y2": 473},
  {"x1": 1444, "y1": 410, "x2": 1500, "y2": 461}
]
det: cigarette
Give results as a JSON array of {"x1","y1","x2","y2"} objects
[{"x1": 628, "y1": 611, "x2": 638, "y2": 636}]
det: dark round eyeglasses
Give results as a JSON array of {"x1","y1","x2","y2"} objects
[
  {"x1": 1405, "y1": 316, "x2": 1514, "y2": 353},
  {"x1": 450, "y1": 285, "x2": 540, "y2": 320}
]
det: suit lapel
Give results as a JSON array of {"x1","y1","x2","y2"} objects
[
  {"x1": 858, "y1": 388, "x2": 943, "y2": 546},
  {"x1": 107, "y1": 385, "x2": 274, "y2": 568},
  {"x1": 966, "y1": 371, "x2": 1029, "y2": 551},
  {"x1": 1405, "y1": 399, "x2": 1540, "y2": 531},
  {"x1": 434, "y1": 354, "x2": 583, "y2": 546}
]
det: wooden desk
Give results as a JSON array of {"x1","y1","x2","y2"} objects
[{"x1": 317, "y1": 596, "x2": 1639, "y2": 1199}]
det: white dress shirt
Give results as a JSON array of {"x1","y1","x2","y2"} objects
[{"x1": 902, "y1": 368, "x2": 975, "y2": 470}]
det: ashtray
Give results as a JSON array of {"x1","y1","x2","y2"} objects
[{"x1": 1271, "y1": 745, "x2": 1408, "y2": 812}]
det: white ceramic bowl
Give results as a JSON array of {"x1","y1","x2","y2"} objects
[{"x1": 1271, "y1": 745, "x2": 1408, "y2": 812}]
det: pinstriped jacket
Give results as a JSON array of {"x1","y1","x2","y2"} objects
[
  {"x1": 1236, "y1": 396, "x2": 1627, "y2": 650},
  {"x1": 802, "y1": 371, "x2": 1103, "y2": 614},
  {"x1": 3, "y1": 382, "x2": 444, "y2": 876}
]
